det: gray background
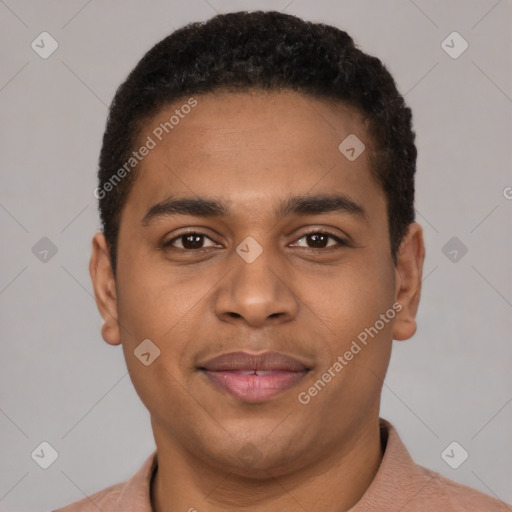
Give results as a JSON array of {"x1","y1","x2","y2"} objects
[{"x1": 1, "y1": 0, "x2": 511, "y2": 510}]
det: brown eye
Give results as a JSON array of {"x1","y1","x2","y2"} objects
[
  {"x1": 292, "y1": 231, "x2": 347, "y2": 250},
  {"x1": 165, "y1": 232, "x2": 218, "y2": 250}
]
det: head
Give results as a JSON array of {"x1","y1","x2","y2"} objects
[{"x1": 90, "y1": 10, "x2": 424, "y2": 478}]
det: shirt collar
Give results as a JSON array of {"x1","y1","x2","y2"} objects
[
  {"x1": 347, "y1": 418, "x2": 435, "y2": 511},
  {"x1": 116, "y1": 447, "x2": 158, "y2": 511}
]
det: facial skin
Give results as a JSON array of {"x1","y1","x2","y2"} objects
[{"x1": 89, "y1": 90, "x2": 425, "y2": 512}]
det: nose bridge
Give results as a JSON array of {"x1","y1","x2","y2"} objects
[
  {"x1": 233, "y1": 237, "x2": 280, "y2": 293},
  {"x1": 215, "y1": 235, "x2": 298, "y2": 325}
]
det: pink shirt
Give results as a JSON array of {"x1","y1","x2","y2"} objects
[{"x1": 53, "y1": 419, "x2": 511, "y2": 511}]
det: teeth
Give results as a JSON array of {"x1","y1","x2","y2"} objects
[{"x1": 255, "y1": 370, "x2": 274, "y2": 376}]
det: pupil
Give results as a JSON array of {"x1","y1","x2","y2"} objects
[
  {"x1": 183, "y1": 234, "x2": 203, "y2": 249},
  {"x1": 309, "y1": 233, "x2": 327, "y2": 248}
]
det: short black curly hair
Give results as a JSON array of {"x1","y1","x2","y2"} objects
[{"x1": 96, "y1": 10, "x2": 416, "y2": 276}]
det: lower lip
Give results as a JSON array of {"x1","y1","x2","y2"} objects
[{"x1": 201, "y1": 370, "x2": 308, "y2": 402}]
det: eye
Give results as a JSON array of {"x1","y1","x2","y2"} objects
[
  {"x1": 291, "y1": 230, "x2": 348, "y2": 250},
  {"x1": 164, "y1": 232, "x2": 219, "y2": 251}
]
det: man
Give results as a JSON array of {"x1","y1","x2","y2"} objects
[{"x1": 54, "y1": 10, "x2": 511, "y2": 512}]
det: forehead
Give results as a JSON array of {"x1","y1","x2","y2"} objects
[{"x1": 124, "y1": 90, "x2": 384, "y2": 223}]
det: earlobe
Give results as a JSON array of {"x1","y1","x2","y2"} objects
[
  {"x1": 89, "y1": 232, "x2": 122, "y2": 346},
  {"x1": 392, "y1": 222, "x2": 425, "y2": 342}
]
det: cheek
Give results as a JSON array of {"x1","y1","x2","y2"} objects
[
  {"x1": 114, "y1": 263, "x2": 210, "y2": 419},
  {"x1": 300, "y1": 264, "x2": 395, "y2": 416},
  {"x1": 313, "y1": 258, "x2": 395, "y2": 339},
  {"x1": 309, "y1": 262, "x2": 396, "y2": 407},
  {"x1": 115, "y1": 252, "x2": 233, "y2": 400},
  {"x1": 116, "y1": 245, "x2": 209, "y2": 337}
]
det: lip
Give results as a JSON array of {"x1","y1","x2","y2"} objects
[{"x1": 198, "y1": 351, "x2": 311, "y2": 402}]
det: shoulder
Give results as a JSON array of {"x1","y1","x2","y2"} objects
[
  {"x1": 51, "y1": 449, "x2": 158, "y2": 512},
  {"x1": 51, "y1": 481, "x2": 125, "y2": 512},
  {"x1": 359, "y1": 420, "x2": 512, "y2": 512},
  {"x1": 418, "y1": 465, "x2": 512, "y2": 512}
]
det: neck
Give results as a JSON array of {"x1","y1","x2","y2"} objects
[{"x1": 150, "y1": 416, "x2": 384, "y2": 512}]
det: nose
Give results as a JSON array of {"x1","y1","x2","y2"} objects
[{"x1": 214, "y1": 241, "x2": 299, "y2": 327}]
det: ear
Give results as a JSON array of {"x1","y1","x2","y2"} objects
[
  {"x1": 392, "y1": 222, "x2": 426, "y2": 341},
  {"x1": 89, "y1": 231, "x2": 121, "y2": 346}
]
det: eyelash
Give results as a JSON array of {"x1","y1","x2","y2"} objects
[{"x1": 162, "y1": 229, "x2": 349, "y2": 252}]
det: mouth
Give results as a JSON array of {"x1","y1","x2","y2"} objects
[{"x1": 197, "y1": 351, "x2": 311, "y2": 403}]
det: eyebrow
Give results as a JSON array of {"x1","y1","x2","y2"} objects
[{"x1": 141, "y1": 193, "x2": 366, "y2": 227}]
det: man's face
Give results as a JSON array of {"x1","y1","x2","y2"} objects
[{"x1": 91, "y1": 90, "x2": 422, "y2": 476}]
